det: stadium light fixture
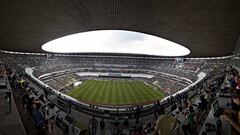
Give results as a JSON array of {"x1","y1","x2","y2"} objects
[{"x1": 42, "y1": 30, "x2": 190, "y2": 57}]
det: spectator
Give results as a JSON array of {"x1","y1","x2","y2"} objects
[
  {"x1": 121, "y1": 119, "x2": 129, "y2": 135},
  {"x1": 171, "y1": 103, "x2": 177, "y2": 112},
  {"x1": 182, "y1": 100, "x2": 188, "y2": 109},
  {"x1": 135, "y1": 106, "x2": 141, "y2": 123},
  {"x1": 154, "y1": 108, "x2": 177, "y2": 135},
  {"x1": 64, "y1": 124, "x2": 69, "y2": 135},
  {"x1": 188, "y1": 106, "x2": 196, "y2": 130},
  {"x1": 198, "y1": 95, "x2": 208, "y2": 112},
  {"x1": 133, "y1": 126, "x2": 146, "y2": 135},
  {"x1": 228, "y1": 74, "x2": 236, "y2": 88},
  {"x1": 111, "y1": 121, "x2": 120, "y2": 135},
  {"x1": 235, "y1": 75, "x2": 240, "y2": 89},
  {"x1": 39, "y1": 94, "x2": 45, "y2": 103},
  {"x1": 99, "y1": 118, "x2": 105, "y2": 135},
  {"x1": 182, "y1": 106, "x2": 196, "y2": 135},
  {"x1": 32, "y1": 103, "x2": 46, "y2": 134},
  {"x1": 221, "y1": 89, "x2": 240, "y2": 133},
  {"x1": 89, "y1": 116, "x2": 98, "y2": 135},
  {"x1": 153, "y1": 103, "x2": 159, "y2": 118}
]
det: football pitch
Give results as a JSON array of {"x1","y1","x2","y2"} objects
[{"x1": 67, "y1": 80, "x2": 165, "y2": 106}]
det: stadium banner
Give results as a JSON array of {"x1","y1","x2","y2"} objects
[{"x1": 99, "y1": 72, "x2": 131, "y2": 78}]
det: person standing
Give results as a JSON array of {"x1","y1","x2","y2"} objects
[
  {"x1": 89, "y1": 116, "x2": 98, "y2": 135},
  {"x1": 99, "y1": 118, "x2": 105, "y2": 135}
]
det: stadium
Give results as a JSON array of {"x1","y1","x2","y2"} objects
[{"x1": 0, "y1": 1, "x2": 240, "y2": 135}]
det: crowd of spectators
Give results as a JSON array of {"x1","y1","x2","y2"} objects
[
  {"x1": 6, "y1": 71, "x2": 49, "y2": 135},
  {"x1": 0, "y1": 53, "x2": 199, "y2": 82},
  {"x1": 219, "y1": 66, "x2": 240, "y2": 134}
]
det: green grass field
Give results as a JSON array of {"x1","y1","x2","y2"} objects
[{"x1": 67, "y1": 80, "x2": 165, "y2": 106}]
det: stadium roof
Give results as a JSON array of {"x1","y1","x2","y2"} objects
[{"x1": 0, "y1": 0, "x2": 240, "y2": 57}]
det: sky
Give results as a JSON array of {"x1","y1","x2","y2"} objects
[{"x1": 42, "y1": 30, "x2": 190, "y2": 56}]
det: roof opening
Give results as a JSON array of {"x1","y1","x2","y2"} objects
[{"x1": 42, "y1": 30, "x2": 190, "y2": 57}]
